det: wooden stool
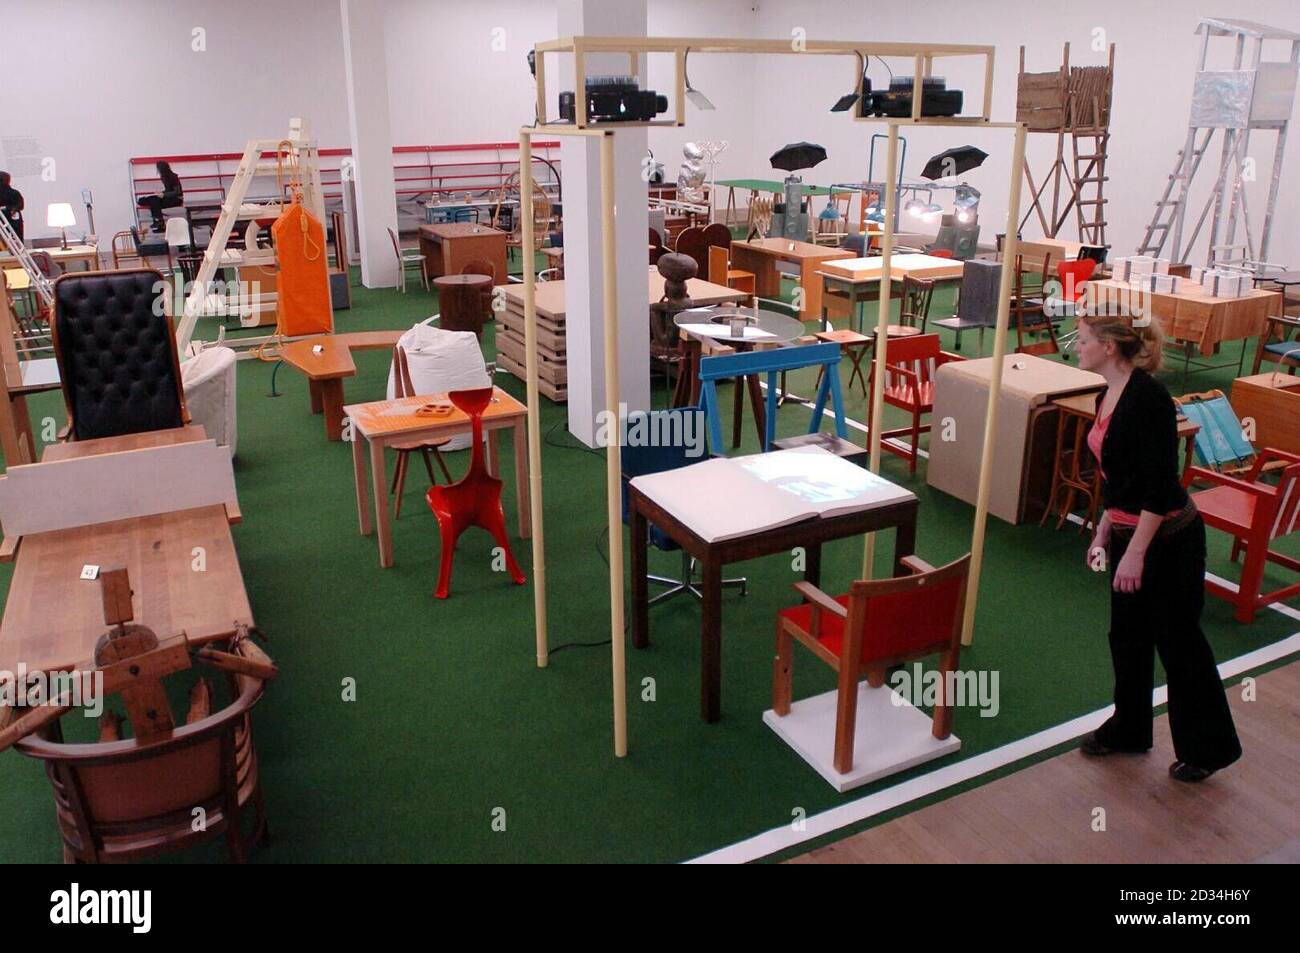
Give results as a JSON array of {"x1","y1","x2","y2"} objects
[
  {"x1": 770, "y1": 430, "x2": 868, "y2": 467},
  {"x1": 434, "y1": 274, "x2": 493, "y2": 339},
  {"x1": 1041, "y1": 401, "x2": 1100, "y2": 533},
  {"x1": 815, "y1": 328, "x2": 871, "y2": 397}
]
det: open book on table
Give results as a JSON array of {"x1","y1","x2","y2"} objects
[{"x1": 629, "y1": 446, "x2": 915, "y2": 544}]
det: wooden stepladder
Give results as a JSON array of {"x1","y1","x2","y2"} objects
[{"x1": 174, "y1": 117, "x2": 327, "y2": 357}]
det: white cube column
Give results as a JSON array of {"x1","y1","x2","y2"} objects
[
  {"x1": 557, "y1": 0, "x2": 651, "y2": 446},
  {"x1": 340, "y1": 0, "x2": 399, "y2": 288}
]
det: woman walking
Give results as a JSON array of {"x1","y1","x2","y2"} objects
[{"x1": 1074, "y1": 313, "x2": 1241, "y2": 782}]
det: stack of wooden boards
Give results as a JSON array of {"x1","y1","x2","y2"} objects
[{"x1": 494, "y1": 281, "x2": 568, "y2": 402}]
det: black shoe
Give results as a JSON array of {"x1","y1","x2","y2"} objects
[
  {"x1": 1080, "y1": 731, "x2": 1148, "y2": 757},
  {"x1": 1170, "y1": 761, "x2": 1215, "y2": 783}
]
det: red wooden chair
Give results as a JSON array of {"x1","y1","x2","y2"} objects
[
  {"x1": 426, "y1": 387, "x2": 526, "y2": 599},
  {"x1": 1184, "y1": 448, "x2": 1300, "y2": 622},
  {"x1": 865, "y1": 333, "x2": 964, "y2": 474},
  {"x1": 772, "y1": 554, "x2": 970, "y2": 775}
]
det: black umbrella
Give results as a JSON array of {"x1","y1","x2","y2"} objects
[
  {"x1": 770, "y1": 142, "x2": 827, "y2": 173},
  {"x1": 920, "y1": 145, "x2": 988, "y2": 181}
]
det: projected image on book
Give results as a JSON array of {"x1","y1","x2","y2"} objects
[{"x1": 630, "y1": 446, "x2": 915, "y2": 544}]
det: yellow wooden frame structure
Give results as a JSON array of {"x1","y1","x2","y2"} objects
[{"x1": 520, "y1": 36, "x2": 1026, "y2": 758}]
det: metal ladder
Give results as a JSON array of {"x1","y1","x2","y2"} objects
[
  {"x1": 1136, "y1": 19, "x2": 1299, "y2": 266},
  {"x1": 0, "y1": 212, "x2": 54, "y2": 309}
]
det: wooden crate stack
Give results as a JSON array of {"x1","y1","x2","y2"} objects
[{"x1": 494, "y1": 281, "x2": 568, "y2": 402}]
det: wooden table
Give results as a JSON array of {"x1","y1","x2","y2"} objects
[
  {"x1": 433, "y1": 274, "x2": 492, "y2": 339},
  {"x1": 418, "y1": 223, "x2": 508, "y2": 284},
  {"x1": 818, "y1": 254, "x2": 965, "y2": 333},
  {"x1": 1229, "y1": 372, "x2": 1300, "y2": 456},
  {"x1": 277, "y1": 331, "x2": 404, "y2": 441},
  {"x1": 0, "y1": 243, "x2": 99, "y2": 273},
  {"x1": 729, "y1": 238, "x2": 853, "y2": 322},
  {"x1": 1086, "y1": 279, "x2": 1282, "y2": 382},
  {"x1": 628, "y1": 484, "x2": 918, "y2": 722},
  {"x1": 1043, "y1": 393, "x2": 1199, "y2": 531},
  {"x1": 0, "y1": 427, "x2": 251, "y2": 679},
  {"x1": 345, "y1": 388, "x2": 529, "y2": 568}
]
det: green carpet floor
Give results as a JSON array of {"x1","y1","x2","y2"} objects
[{"x1": 0, "y1": 265, "x2": 1295, "y2": 863}]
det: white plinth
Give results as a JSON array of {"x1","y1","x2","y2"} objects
[{"x1": 763, "y1": 684, "x2": 961, "y2": 793}]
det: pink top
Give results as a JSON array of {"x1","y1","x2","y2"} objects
[
  {"x1": 1087, "y1": 413, "x2": 1140, "y2": 527},
  {"x1": 1088, "y1": 411, "x2": 1179, "y2": 528}
]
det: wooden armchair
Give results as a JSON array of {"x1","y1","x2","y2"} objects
[
  {"x1": 772, "y1": 554, "x2": 970, "y2": 775},
  {"x1": 8, "y1": 572, "x2": 275, "y2": 864},
  {"x1": 899, "y1": 275, "x2": 935, "y2": 332},
  {"x1": 866, "y1": 333, "x2": 965, "y2": 474},
  {"x1": 1252, "y1": 314, "x2": 1300, "y2": 374},
  {"x1": 1184, "y1": 449, "x2": 1300, "y2": 623}
]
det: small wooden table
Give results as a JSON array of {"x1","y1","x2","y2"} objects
[
  {"x1": 0, "y1": 427, "x2": 251, "y2": 679},
  {"x1": 418, "y1": 223, "x2": 508, "y2": 284},
  {"x1": 628, "y1": 483, "x2": 918, "y2": 723},
  {"x1": 0, "y1": 243, "x2": 99, "y2": 273},
  {"x1": 345, "y1": 388, "x2": 530, "y2": 568},
  {"x1": 433, "y1": 274, "x2": 493, "y2": 339},
  {"x1": 730, "y1": 238, "x2": 853, "y2": 321},
  {"x1": 817, "y1": 254, "x2": 965, "y2": 333},
  {"x1": 277, "y1": 331, "x2": 404, "y2": 441},
  {"x1": 1042, "y1": 393, "x2": 1200, "y2": 531},
  {"x1": 1229, "y1": 372, "x2": 1300, "y2": 456}
]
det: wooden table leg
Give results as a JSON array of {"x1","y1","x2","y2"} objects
[
  {"x1": 631, "y1": 504, "x2": 650, "y2": 649},
  {"x1": 369, "y1": 438, "x2": 393, "y2": 567},
  {"x1": 893, "y1": 507, "x2": 917, "y2": 575},
  {"x1": 320, "y1": 379, "x2": 346, "y2": 441},
  {"x1": 487, "y1": 427, "x2": 500, "y2": 478},
  {"x1": 804, "y1": 542, "x2": 822, "y2": 589},
  {"x1": 701, "y1": 557, "x2": 723, "y2": 722},
  {"x1": 308, "y1": 379, "x2": 323, "y2": 415},
  {"x1": 513, "y1": 419, "x2": 530, "y2": 539},
  {"x1": 353, "y1": 428, "x2": 372, "y2": 536}
]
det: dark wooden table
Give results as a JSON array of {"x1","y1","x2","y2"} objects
[{"x1": 627, "y1": 486, "x2": 919, "y2": 722}]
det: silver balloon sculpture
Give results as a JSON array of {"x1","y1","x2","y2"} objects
[{"x1": 677, "y1": 142, "x2": 707, "y2": 204}]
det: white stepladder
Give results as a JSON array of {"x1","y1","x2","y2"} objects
[
  {"x1": 174, "y1": 117, "x2": 327, "y2": 357},
  {"x1": 0, "y1": 212, "x2": 54, "y2": 311},
  {"x1": 1138, "y1": 18, "x2": 1300, "y2": 270}
]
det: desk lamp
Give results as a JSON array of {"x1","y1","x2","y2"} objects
[{"x1": 47, "y1": 203, "x2": 76, "y2": 250}]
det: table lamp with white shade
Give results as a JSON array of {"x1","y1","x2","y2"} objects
[{"x1": 47, "y1": 203, "x2": 76, "y2": 250}]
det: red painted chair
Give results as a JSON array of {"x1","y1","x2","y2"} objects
[
  {"x1": 1184, "y1": 448, "x2": 1300, "y2": 622},
  {"x1": 865, "y1": 333, "x2": 965, "y2": 474},
  {"x1": 426, "y1": 387, "x2": 526, "y2": 599},
  {"x1": 771, "y1": 554, "x2": 970, "y2": 775}
]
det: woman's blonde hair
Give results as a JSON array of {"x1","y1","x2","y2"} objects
[{"x1": 1078, "y1": 313, "x2": 1165, "y2": 373}]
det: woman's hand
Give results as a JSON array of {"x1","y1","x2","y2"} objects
[{"x1": 1113, "y1": 545, "x2": 1146, "y2": 593}]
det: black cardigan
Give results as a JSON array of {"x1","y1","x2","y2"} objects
[{"x1": 1095, "y1": 368, "x2": 1189, "y2": 518}]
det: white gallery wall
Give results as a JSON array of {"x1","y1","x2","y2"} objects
[{"x1": 2, "y1": 0, "x2": 1299, "y2": 265}]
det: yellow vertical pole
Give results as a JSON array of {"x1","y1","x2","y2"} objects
[
  {"x1": 862, "y1": 122, "x2": 900, "y2": 579},
  {"x1": 961, "y1": 122, "x2": 1028, "y2": 647},
  {"x1": 599, "y1": 133, "x2": 628, "y2": 757},
  {"x1": 519, "y1": 132, "x2": 549, "y2": 668}
]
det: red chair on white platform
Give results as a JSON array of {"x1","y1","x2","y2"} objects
[{"x1": 771, "y1": 554, "x2": 970, "y2": 775}]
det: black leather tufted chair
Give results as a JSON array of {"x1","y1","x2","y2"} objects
[{"x1": 52, "y1": 269, "x2": 189, "y2": 441}]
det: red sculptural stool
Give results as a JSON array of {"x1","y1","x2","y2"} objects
[{"x1": 427, "y1": 387, "x2": 526, "y2": 599}]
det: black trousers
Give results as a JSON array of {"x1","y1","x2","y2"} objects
[
  {"x1": 137, "y1": 192, "x2": 182, "y2": 227},
  {"x1": 1097, "y1": 513, "x2": 1241, "y2": 770}
]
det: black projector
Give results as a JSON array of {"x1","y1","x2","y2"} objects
[
  {"x1": 861, "y1": 76, "x2": 963, "y2": 118},
  {"x1": 559, "y1": 76, "x2": 668, "y2": 123}
]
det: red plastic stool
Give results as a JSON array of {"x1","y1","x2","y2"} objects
[{"x1": 426, "y1": 387, "x2": 526, "y2": 599}]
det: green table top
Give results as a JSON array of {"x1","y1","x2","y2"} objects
[{"x1": 715, "y1": 178, "x2": 846, "y2": 197}]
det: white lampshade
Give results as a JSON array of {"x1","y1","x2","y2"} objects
[{"x1": 47, "y1": 203, "x2": 76, "y2": 228}]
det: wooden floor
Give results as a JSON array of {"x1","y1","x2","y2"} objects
[{"x1": 793, "y1": 661, "x2": 1300, "y2": 864}]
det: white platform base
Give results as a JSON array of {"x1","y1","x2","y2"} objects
[{"x1": 763, "y1": 684, "x2": 961, "y2": 793}]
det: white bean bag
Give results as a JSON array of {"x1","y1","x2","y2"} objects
[
  {"x1": 386, "y1": 320, "x2": 490, "y2": 452},
  {"x1": 181, "y1": 345, "x2": 238, "y2": 457}
]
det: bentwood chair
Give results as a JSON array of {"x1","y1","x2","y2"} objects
[{"x1": 772, "y1": 554, "x2": 970, "y2": 774}]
